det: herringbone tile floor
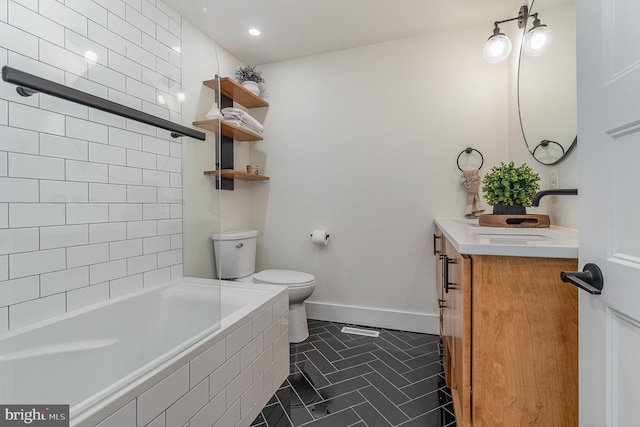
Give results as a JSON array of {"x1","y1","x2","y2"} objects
[{"x1": 251, "y1": 319, "x2": 457, "y2": 427}]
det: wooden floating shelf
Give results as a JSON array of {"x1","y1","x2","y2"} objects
[
  {"x1": 203, "y1": 77, "x2": 269, "y2": 109},
  {"x1": 204, "y1": 170, "x2": 270, "y2": 181},
  {"x1": 192, "y1": 118, "x2": 263, "y2": 142}
]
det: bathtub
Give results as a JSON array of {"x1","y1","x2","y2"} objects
[{"x1": 0, "y1": 277, "x2": 290, "y2": 427}]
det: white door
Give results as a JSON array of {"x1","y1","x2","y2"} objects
[{"x1": 576, "y1": 0, "x2": 640, "y2": 425}]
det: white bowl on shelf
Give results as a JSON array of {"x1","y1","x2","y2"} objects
[{"x1": 241, "y1": 81, "x2": 260, "y2": 96}]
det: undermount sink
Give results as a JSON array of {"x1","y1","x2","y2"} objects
[
  {"x1": 435, "y1": 217, "x2": 578, "y2": 258},
  {"x1": 472, "y1": 227, "x2": 566, "y2": 240},
  {"x1": 474, "y1": 232, "x2": 551, "y2": 241}
]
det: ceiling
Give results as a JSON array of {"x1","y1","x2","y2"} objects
[{"x1": 164, "y1": 0, "x2": 525, "y2": 65}]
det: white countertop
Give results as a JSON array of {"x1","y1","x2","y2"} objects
[{"x1": 435, "y1": 217, "x2": 578, "y2": 259}]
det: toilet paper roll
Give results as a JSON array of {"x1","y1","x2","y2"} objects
[{"x1": 311, "y1": 230, "x2": 329, "y2": 246}]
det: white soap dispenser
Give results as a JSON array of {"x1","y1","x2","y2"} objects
[{"x1": 205, "y1": 102, "x2": 222, "y2": 119}]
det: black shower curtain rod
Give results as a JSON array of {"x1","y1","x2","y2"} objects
[{"x1": 1, "y1": 66, "x2": 206, "y2": 141}]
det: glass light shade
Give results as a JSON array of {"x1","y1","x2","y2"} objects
[
  {"x1": 483, "y1": 34, "x2": 512, "y2": 64},
  {"x1": 523, "y1": 25, "x2": 553, "y2": 56}
]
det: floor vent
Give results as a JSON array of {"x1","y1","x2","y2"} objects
[{"x1": 341, "y1": 327, "x2": 380, "y2": 337}]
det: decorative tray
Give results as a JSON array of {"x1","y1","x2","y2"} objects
[{"x1": 478, "y1": 214, "x2": 550, "y2": 228}]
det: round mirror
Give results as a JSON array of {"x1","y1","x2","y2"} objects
[{"x1": 518, "y1": 0, "x2": 576, "y2": 165}]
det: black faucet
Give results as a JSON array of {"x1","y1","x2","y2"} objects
[{"x1": 531, "y1": 189, "x2": 578, "y2": 207}]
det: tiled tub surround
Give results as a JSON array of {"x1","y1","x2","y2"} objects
[
  {"x1": 1, "y1": 278, "x2": 290, "y2": 427},
  {"x1": 0, "y1": 0, "x2": 188, "y2": 331}
]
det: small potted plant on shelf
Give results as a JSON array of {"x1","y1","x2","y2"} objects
[
  {"x1": 481, "y1": 161, "x2": 540, "y2": 214},
  {"x1": 234, "y1": 65, "x2": 265, "y2": 96}
]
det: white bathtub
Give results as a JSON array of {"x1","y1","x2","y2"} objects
[{"x1": 0, "y1": 277, "x2": 290, "y2": 427}]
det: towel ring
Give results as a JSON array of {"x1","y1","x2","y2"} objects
[
  {"x1": 457, "y1": 147, "x2": 484, "y2": 171},
  {"x1": 532, "y1": 140, "x2": 565, "y2": 157}
]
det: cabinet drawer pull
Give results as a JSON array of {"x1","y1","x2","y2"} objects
[
  {"x1": 442, "y1": 255, "x2": 453, "y2": 293},
  {"x1": 438, "y1": 298, "x2": 446, "y2": 309},
  {"x1": 433, "y1": 234, "x2": 441, "y2": 255}
]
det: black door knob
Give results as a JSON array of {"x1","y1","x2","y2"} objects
[{"x1": 560, "y1": 263, "x2": 604, "y2": 295}]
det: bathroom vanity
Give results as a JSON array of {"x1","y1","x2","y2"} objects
[{"x1": 434, "y1": 218, "x2": 578, "y2": 426}]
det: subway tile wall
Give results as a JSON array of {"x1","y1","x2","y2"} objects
[{"x1": 0, "y1": 0, "x2": 186, "y2": 332}]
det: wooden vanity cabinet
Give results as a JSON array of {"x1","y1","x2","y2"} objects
[
  {"x1": 437, "y1": 234, "x2": 472, "y2": 426},
  {"x1": 435, "y1": 227, "x2": 578, "y2": 426}
]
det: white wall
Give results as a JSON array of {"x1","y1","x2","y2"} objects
[
  {"x1": 246, "y1": 25, "x2": 509, "y2": 333},
  {"x1": 179, "y1": 1, "x2": 579, "y2": 332},
  {"x1": 0, "y1": 0, "x2": 186, "y2": 332}
]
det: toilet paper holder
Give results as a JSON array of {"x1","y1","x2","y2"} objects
[{"x1": 310, "y1": 230, "x2": 330, "y2": 246}]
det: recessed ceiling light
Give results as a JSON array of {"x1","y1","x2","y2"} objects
[{"x1": 248, "y1": 28, "x2": 261, "y2": 36}]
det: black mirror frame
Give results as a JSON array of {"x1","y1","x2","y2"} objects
[{"x1": 516, "y1": 0, "x2": 577, "y2": 166}]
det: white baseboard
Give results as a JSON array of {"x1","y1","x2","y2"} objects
[{"x1": 305, "y1": 301, "x2": 439, "y2": 335}]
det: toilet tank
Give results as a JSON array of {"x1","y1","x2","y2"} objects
[{"x1": 211, "y1": 230, "x2": 258, "y2": 279}]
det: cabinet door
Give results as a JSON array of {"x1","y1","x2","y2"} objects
[
  {"x1": 434, "y1": 228, "x2": 444, "y2": 336},
  {"x1": 441, "y1": 242, "x2": 455, "y2": 363},
  {"x1": 444, "y1": 239, "x2": 472, "y2": 427},
  {"x1": 435, "y1": 228, "x2": 455, "y2": 389},
  {"x1": 471, "y1": 256, "x2": 578, "y2": 426}
]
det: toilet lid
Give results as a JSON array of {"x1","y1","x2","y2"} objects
[{"x1": 253, "y1": 269, "x2": 315, "y2": 287}]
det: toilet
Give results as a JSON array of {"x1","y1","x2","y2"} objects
[{"x1": 211, "y1": 230, "x2": 316, "y2": 343}]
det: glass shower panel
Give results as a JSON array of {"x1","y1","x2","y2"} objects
[
  {"x1": 150, "y1": 0, "x2": 224, "y2": 364},
  {"x1": 175, "y1": 0, "x2": 223, "y2": 282}
]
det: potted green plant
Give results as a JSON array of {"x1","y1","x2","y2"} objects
[
  {"x1": 481, "y1": 161, "x2": 540, "y2": 214},
  {"x1": 234, "y1": 65, "x2": 265, "y2": 96}
]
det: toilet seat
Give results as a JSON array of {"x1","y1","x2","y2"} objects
[{"x1": 252, "y1": 269, "x2": 315, "y2": 288}]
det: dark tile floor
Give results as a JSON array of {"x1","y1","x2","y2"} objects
[{"x1": 252, "y1": 319, "x2": 456, "y2": 427}]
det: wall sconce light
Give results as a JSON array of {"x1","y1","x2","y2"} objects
[
  {"x1": 483, "y1": 5, "x2": 553, "y2": 63},
  {"x1": 483, "y1": 24, "x2": 513, "y2": 64},
  {"x1": 522, "y1": 13, "x2": 553, "y2": 56}
]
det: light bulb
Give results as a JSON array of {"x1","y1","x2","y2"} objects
[
  {"x1": 483, "y1": 33, "x2": 512, "y2": 64},
  {"x1": 523, "y1": 25, "x2": 553, "y2": 56}
]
